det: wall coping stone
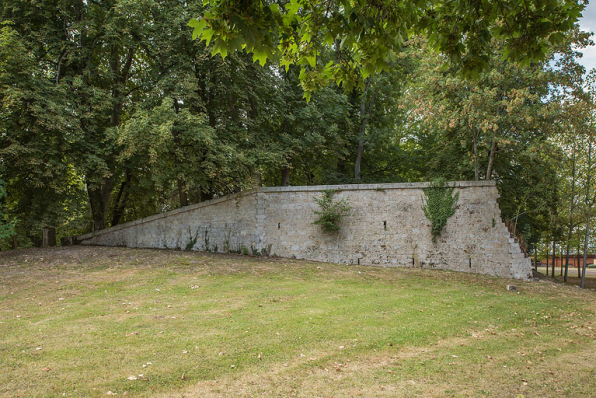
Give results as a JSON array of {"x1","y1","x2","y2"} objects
[{"x1": 77, "y1": 180, "x2": 496, "y2": 241}]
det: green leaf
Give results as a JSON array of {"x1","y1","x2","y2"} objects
[
  {"x1": 253, "y1": 49, "x2": 268, "y2": 66},
  {"x1": 189, "y1": 18, "x2": 208, "y2": 40},
  {"x1": 202, "y1": 28, "x2": 215, "y2": 46}
]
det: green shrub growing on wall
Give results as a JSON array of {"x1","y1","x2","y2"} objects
[
  {"x1": 422, "y1": 179, "x2": 459, "y2": 243},
  {"x1": 185, "y1": 227, "x2": 199, "y2": 251},
  {"x1": 313, "y1": 189, "x2": 351, "y2": 234}
]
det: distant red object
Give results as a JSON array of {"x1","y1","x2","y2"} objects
[{"x1": 537, "y1": 255, "x2": 595, "y2": 268}]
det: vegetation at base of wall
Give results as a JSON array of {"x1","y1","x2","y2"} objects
[
  {"x1": 422, "y1": 179, "x2": 459, "y2": 243},
  {"x1": 185, "y1": 228, "x2": 199, "y2": 251},
  {"x1": 313, "y1": 189, "x2": 351, "y2": 234},
  {"x1": 224, "y1": 229, "x2": 232, "y2": 252},
  {"x1": 204, "y1": 228, "x2": 210, "y2": 252}
]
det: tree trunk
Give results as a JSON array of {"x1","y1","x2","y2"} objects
[
  {"x1": 88, "y1": 177, "x2": 114, "y2": 231},
  {"x1": 178, "y1": 179, "x2": 189, "y2": 207},
  {"x1": 551, "y1": 239, "x2": 556, "y2": 278},
  {"x1": 486, "y1": 138, "x2": 497, "y2": 180},
  {"x1": 473, "y1": 130, "x2": 479, "y2": 181},
  {"x1": 171, "y1": 99, "x2": 189, "y2": 208},
  {"x1": 581, "y1": 217, "x2": 590, "y2": 288},
  {"x1": 581, "y1": 140, "x2": 592, "y2": 289},
  {"x1": 256, "y1": 172, "x2": 263, "y2": 188},
  {"x1": 49, "y1": 227, "x2": 56, "y2": 247},
  {"x1": 354, "y1": 137, "x2": 365, "y2": 180},
  {"x1": 281, "y1": 166, "x2": 290, "y2": 186},
  {"x1": 560, "y1": 245, "x2": 563, "y2": 276},
  {"x1": 354, "y1": 78, "x2": 377, "y2": 180},
  {"x1": 577, "y1": 229, "x2": 582, "y2": 278},
  {"x1": 546, "y1": 243, "x2": 549, "y2": 276},
  {"x1": 96, "y1": 45, "x2": 134, "y2": 230},
  {"x1": 111, "y1": 170, "x2": 132, "y2": 226},
  {"x1": 564, "y1": 148, "x2": 577, "y2": 282},
  {"x1": 12, "y1": 235, "x2": 18, "y2": 250},
  {"x1": 534, "y1": 249, "x2": 538, "y2": 272}
]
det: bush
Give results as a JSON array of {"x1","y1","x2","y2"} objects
[{"x1": 313, "y1": 189, "x2": 351, "y2": 234}]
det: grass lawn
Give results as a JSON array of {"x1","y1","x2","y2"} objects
[{"x1": 1, "y1": 247, "x2": 595, "y2": 398}]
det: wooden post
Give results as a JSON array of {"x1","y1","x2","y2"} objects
[
  {"x1": 42, "y1": 228, "x2": 57, "y2": 247},
  {"x1": 42, "y1": 229, "x2": 49, "y2": 248}
]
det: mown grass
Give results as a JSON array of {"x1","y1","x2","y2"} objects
[{"x1": 1, "y1": 246, "x2": 595, "y2": 397}]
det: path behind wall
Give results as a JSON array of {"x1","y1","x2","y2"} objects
[{"x1": 78, "y1": 181, "x2": 531, "y2": 280}]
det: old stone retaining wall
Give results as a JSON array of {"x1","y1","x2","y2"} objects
[{"x1": 77, "y1": 181, "x2": 532, "y2": 279}]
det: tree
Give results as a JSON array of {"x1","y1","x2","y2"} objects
[
  {"x1": 0, "y1": 173, "x2": 15, "y2": 244},
  {"x1": 0, "y1": 23, "x2": 87, "y2": 245},
  {"x1": 190, "y1": 0, "x2": 585, "y2": 95}
]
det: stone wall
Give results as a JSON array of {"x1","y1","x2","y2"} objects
[{"x1": 77, "y1": 181, "x2": 532, "y2": 280}]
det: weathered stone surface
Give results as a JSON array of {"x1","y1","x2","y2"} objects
[{"x1": 77, "y1": 181, "x2": 532, "y2": 280}]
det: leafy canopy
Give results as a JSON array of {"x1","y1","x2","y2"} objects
[{"x1": 190, "y1": 0, "x2": 585, "y2": 97}]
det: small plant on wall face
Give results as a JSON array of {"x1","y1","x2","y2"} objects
[
  {"x1": 422, "y1": 179, "x2": 459, "y2": 243},
  {"x1": 313, "y1": 189, "x2": 351, "y2": 234}
]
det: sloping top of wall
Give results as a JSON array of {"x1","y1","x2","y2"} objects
[{"x1": 78, "y1": 181, "x2": 496, "y2": 241}]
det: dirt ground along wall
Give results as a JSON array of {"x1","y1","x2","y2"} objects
[{"x1": 77, "y1": 181, "x2": 531, "y2": 279}]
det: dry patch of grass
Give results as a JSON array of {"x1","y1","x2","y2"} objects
[{"x1": 1, "y1": 246, "x2": 595, "y2": 398}]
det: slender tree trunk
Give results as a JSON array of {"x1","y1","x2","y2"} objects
[
  {"x1": 50, "y1": 228, "x2": 56, "y2": 247},
  {"x1": 534, "y1": 248, "x2": 538, "y2": 272},
  {"x1": 354, "y1": 137, "x2": 365, "y2": 180},
  {"x1": 354, "y1": 78, "x2": 378, "y2": 180},
  {"x1": 578, "y1": 229, "x2": 582, "y2": 278},
  {"x1": 486, "y1": 137, "x2": 497, "y2": 180},
  {"x1": 354, "y1": 80, "x2": 370, "y2": 180},
  {"x1": 552, "y1": 239, "x2": 556, "y2": 278},
  {"x1": 111, "y1": 170, "x2": 132, "y2": 226},
  {"x1": 560, "y1": 245, "x2": 563, "y2": 276},
  {"x1": 12, "y1": 235, "x2": 18, "y2": 249},
  {"x1": 256, "y1": 172, "x2": 263, "y2": 188},
  {"x1": 581, "y1": 140, "x2": 592, "y2": 289},
  {"x1": 581, "y1": 218, "x2": 590, "y2": 288},
  {"x1": 565, "y1": 148, "x2": 577, "y2": 282},
  {"x1": 546, "y1": 242, "x2": 549, "y2": 276},
  {"x1": 171, "y1": 99, "x2": 189, "y2": 208},
  {"x1": 473, "y1": 131, "x2": 479, "y2": 181},
  {"x1": 281, "y1": 166, "x2": 290, "y2": 186}
]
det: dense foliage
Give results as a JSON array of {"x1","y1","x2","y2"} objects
[
  {"x1": 1, "y1": 0, "x2": 595, "y2": 270},
  {"x1": 190, "y1": 0, "x2": 584, "y2": 96}
]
